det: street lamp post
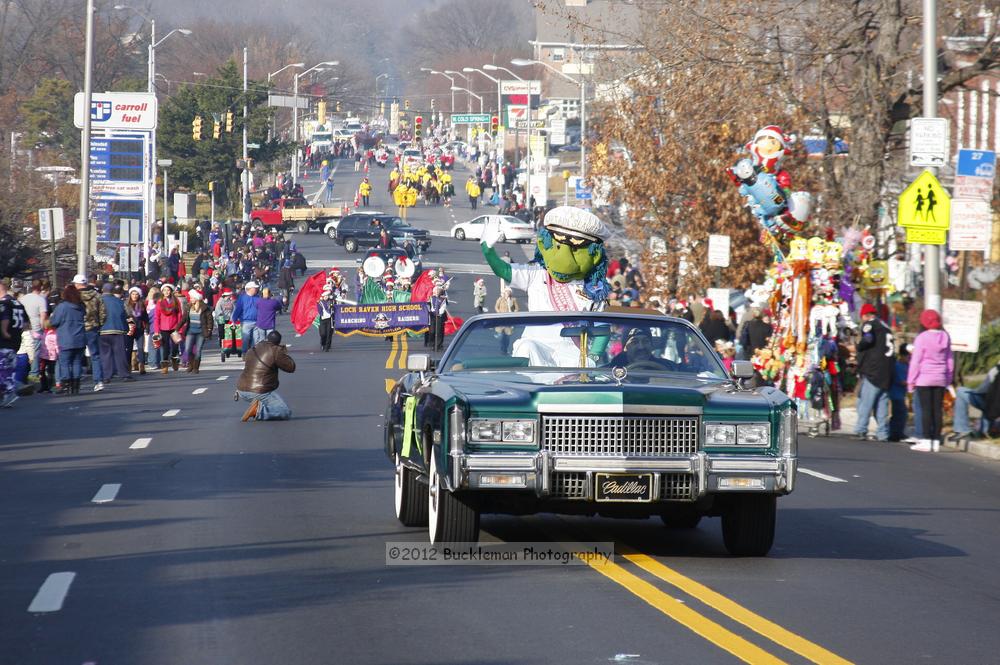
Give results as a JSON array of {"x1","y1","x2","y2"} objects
[
  {"x1": 445, "y1": 70, "x2": 471, "y2": 111},
  {"x1": 922, "y1": 0, "x2": 942, "y2": 312},
  {"x1": 374, "y1": 73, "x2": 389, "y2": 122},
  {"x1": 268, "y1": 62, "x2": 305, "y2": 143},
  {"x1": 115, "y1": 6, "x2": 192, "y2": 274},
  {"x1": 463, "y1": 67, "x2": 501, "y2": 114},
  {"x1": 422, "y1": 68, "x2": 456, "y2": 115},
  {"x1": 484, "y1": 64, "x2": 524, "y2": 168},
  {"x1": 512, "y1": 58, "x2": 586, "y2": 180},
  {"x1": 451, "y1": 86, "x2": 483, "y2": 113},
  {"x1": 293, "y1": 61, "x2": 338, "y2": 183}
]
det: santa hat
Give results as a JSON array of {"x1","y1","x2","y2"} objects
[
  {"x1": 189, "y1": 290, "x2": 202, "y2": 302},
  {"x1": 703, "y1": 298, "x2": 714, "y2": 310},
  {"x1": 753, "y1": 125, "x2": 791, "y2": 148}
]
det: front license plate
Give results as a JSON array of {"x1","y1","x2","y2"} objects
[{"x1": 595, "y1": 473, "x2": 654, "y2": 502}]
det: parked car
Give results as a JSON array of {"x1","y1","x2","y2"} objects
[
  {"x1": 334, "y1": 213, "x2": 431, "y2": 253},
  {"x1": 452, "y1": 215, "x2": 535, "y2": 243},
  {"x1": 386, "y1": 311, "x2": 798, "y2": 554}
]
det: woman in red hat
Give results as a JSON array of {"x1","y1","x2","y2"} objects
[{"x1": 907, "y1": 309, "x2": 954, "y2": 452}]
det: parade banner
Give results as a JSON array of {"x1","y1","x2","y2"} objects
[{"x1": 334, "y1": 302, "x2": 429, "y2": 337}]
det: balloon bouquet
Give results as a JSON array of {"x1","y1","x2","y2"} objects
[{"x1": 727, "y1": 126, "x2": 853, "y2": 435}]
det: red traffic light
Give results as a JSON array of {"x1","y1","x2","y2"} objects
[
  {"x1": 415, "y1": 116, "x2": 423, "y2": 124},
  {"x1": 491, "y1": 116, "x2": 498, "y2": 125}
]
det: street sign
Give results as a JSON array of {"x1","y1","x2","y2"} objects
[
  {"x1": 574, "y1": 178, "x2": 592, "y2": 200},
  {"x1": 706, "y1": 288, "x2": 730, "y2": 317},
  {"x1": 904, "y1": 226, "x2": 947, "y2": 245},
  {"x1": 954, "y1": 149, "x2": 996, "y2": 201},
  {"x1": 948, "y1": 199, "x2": 993, "y2": 251},
  {"x1": 897, "y1": 169, "x2": 950, "y2": 229},
  {"x1": 38, "y1": 208, "x2": 65, "y2": 241},
  {"x1": 74, "y1": 92, "x2": 157, "y2": 130},
  {"x1": 247, "y1": 143, "x2": 261, "y2": 149},
  {"x1": 118, "y1": 217, "x2": 141, "y2": 244},
  {"x1": 500, "y1": 80, "x2": 542, "y2": 95},
  {"x1": 908, "y1": 117, "x2": 949, "y2": 167},
  {"x1": 707, "y1": 234, "x2": 731, "y2": 267},
  {"x1": 450, "y1": 113, "x2": 491, "y2": 124},
  {"x1": 942, "y1": 299, "x2": 983, "y2": 353},
  {"x1": 516, "y1": 120, "x2": 546, "y2": 129},
  {"x1": 267, "y1": 94, "x2": 309, "y2": 109}
]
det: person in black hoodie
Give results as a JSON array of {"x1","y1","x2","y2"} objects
[
  {"x1": 853, "y1": 303, "x2": 896, "y2": 441},
  {"x1": 739, "y1": 308, "x2": 773, "y2": 360},
  {"x1": 699, "y1": 306, "x2": 733, "y2": 345}
]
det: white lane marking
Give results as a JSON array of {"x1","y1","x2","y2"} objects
[
  {"x1": 162, "y1": 409, "x2": 180, "y2": 417},
  {"x1": 130, "y1": 437, "x2": 151, "y2": 450},
  {"x1": 91, "y1": 483, "x2": 122, "y2": 503},
  {"x1": 216, "y1": 375, "x2": 228, "y2": 381},
  {"x1": 192, "y1": 388, "x2": 207, "y2": 395},
  {"x1": 28, "y1": 572, "x2": 76, "y2": 613},
  {"x1": 799, "y1": 468, "x2": 848, "y2": 483}
]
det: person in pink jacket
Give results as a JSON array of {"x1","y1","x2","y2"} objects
[{"x1": 907, "y1": 309, "x2": 954, "y2": 452}]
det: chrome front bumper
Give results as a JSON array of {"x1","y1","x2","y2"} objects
[{"x1": 450, "y1": 450, "x2": 797, "y2": 498}]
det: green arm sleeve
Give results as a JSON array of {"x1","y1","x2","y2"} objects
[{"x1": 482, "y1": 243, "x2": 513, "y2": 283}]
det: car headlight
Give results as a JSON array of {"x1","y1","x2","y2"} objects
[
  {"x1": 704, "y1": 423, "x2": 771, "y2": 446},
  {"x1": 705, "y1": 424, "x2": 737, "y2": 446},
  {"x1": 469, "y1": 419, "x2": 536, "y2": 444},
  {"x1": 737, "y1": 423, "x2": 770, "y2": 446},
  {"x1": 502, "y1": 420, "x2": 535, "y2": 443}
]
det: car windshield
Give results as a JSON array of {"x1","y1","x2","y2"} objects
[
  {"x1": 383, "y1": 217, "x2": 406, "y2": 228},
  {"x1": 441, "y1": 315, "x2": 728, "y2": 380}
]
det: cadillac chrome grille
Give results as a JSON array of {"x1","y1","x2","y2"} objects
[
  {"x1": 552, "y1": 472, "x2": 588, "y2": 499},
  {"x1": 660, "y1": 474, "x2": 696, "y2": 501},
  {"x1": 542, "y1": 416, "x2": 699, "y2": 457}
]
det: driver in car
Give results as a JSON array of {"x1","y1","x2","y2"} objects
[{"x1": 606, "y1": 328, "x2": 680, "y2": 371}]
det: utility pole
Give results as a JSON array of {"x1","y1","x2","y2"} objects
[
  {"x1": 242, "y1": 46, "x2": 250, "y2": 224},
  {"x1": 922, "y1": 0, "x2": 942, "y2": 312},
  {"x1": 77, "y1": 0, "x2": 95, "y2": 275}
]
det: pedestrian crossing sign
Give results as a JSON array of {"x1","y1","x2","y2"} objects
[{"x1": 897, "y1": 169, "x2": 950, "y2": 229}]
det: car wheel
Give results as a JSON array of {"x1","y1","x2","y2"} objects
[
  {"x1": 427, "y1": 448, "x2": 479, "y2": 544},
  {"x1": 659, "y1": 508, "x2": 702, "y2": 529},
  {"x1": 395, "y1": 454, "x2": 428, "y2": 527},
  {"x1": 344, "y1": 238, "x2": 359, "y2": 253},
  {"x1": 327, "y1": 228, "x2": 337, "y2": 240},
  {"x1": 721, "y1": 494, "x2": 776, "y2": 556},
  {"x1": 455, "y1": 228, "x2": 466, "y2": 241},
  {"x1": 297, "y1": 221, "x2": 309, "y2": 234}
]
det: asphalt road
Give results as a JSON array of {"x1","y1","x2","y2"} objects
[{"x1": 3, "y1": 156, "x2": 1000, "y2": 664}]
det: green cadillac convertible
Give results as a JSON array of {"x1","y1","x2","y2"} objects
[{"x1": 385, "y1": 312, "x2": 798, "y2": 556}]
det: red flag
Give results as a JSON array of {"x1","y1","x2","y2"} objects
[
  {"x1": 291, "y1": 270, "x2": 330, "y2": 334},
  {"x1": 410, "y1": 270, "x2": 433, "y2": 304},
  {"x1": 444, "y1": 315, "x2": 464, "y2": 336}
]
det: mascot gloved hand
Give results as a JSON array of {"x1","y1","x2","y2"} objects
[
  {"x1": 481, "y1": 206, "x2": 611, "y2": 367},
  {"x1": 481, "y1": 218, "x2": 504, "y2": 249}
]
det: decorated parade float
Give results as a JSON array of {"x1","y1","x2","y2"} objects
[{"x1": 728, "y1": 126, "x2": 893, "y2": 435}]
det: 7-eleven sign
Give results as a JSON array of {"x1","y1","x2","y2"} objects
[{"x1": 506, "y1": 105, "x2": 527, "y2": 127}]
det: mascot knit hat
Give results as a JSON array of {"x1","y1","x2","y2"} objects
[{"x1": 543, "y1": 206, "x2": 610, "y2": 243}]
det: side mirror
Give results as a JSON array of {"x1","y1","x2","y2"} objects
[
  {"x1": 407, "y1": 354, "x2": 434, "y2": 373},
  {"x1": 731, "y1": 360, "x2": 755, "y2": 380}
]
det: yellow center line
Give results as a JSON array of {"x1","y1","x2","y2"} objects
[
  {"x1": 581, "y1": 554, "x2": 789, "y2": 665},
  {"x1": 385, "y1": 335, "x2": 399, "y2": 370},
  {"x1": 620, "y1": 550, "x2": 854, "y2": 665},
  {"x1": 397, "y1": 333, "x2": 409, "y2": 369}
]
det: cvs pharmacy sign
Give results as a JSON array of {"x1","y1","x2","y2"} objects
[{"x1": 74, "y1": 92, "x2": 158, "y2": 130}]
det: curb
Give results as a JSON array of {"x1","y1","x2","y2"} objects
[{"x1": 942, "y1": 437, "x2": 1000, "y2": 460}]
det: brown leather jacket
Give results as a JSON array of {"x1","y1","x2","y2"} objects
[{"x1": 237, "y1": 341, "x2": 295, "y2": 394}]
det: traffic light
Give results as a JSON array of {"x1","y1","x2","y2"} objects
[
  {"x1": 192, "y1": 115, "x2": 203, "y2": 141},
  {"x1": 491, "y1": 115, "x2": 499, "y2": 135},
  {"x1": 405, "y1": 99, "x2": 410, "y2": 110},
  {"x1": 225, "y1": 111, "x2": 234, "y2": 133},
  {"x1": 213, "y1": 121, "x2": 221, "y2": 139},
  {"x1": 414, "y1": 115, "x2": 423, "y2": 139},
  {"x1": 380, "y1": 101, "x2": 385, "y2": 115},
  {"x1": 431, "y1": 98, "x2": 436, "y2": 110},
  {"x1": 336, "y1": 101, "x2": 341, "y2": 112}
]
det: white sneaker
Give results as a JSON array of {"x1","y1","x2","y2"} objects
[
  {"x1": 910, "y1": 439, "x2": 933, "y2": 452},
  {"x1": 932, "y1": 439, "x2": 941, "y2": 452},
  {"x1": 902, "y1": 436, "x2": 920, "y2": 444},
  {"x1": 93, "y1": 382, "x2": 105, "y2": 392}
]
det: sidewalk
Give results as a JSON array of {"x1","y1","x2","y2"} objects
[{"x1": 834, "y1": 406, "x2": 1000, "y2": 461}]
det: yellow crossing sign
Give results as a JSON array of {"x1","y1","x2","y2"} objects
[
  {"x1": 905, "y1": 226, "x2": 947, "y2": 245},
  {"x1": 897, "y1": 169, "x2": 951, "y2": 229}
]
